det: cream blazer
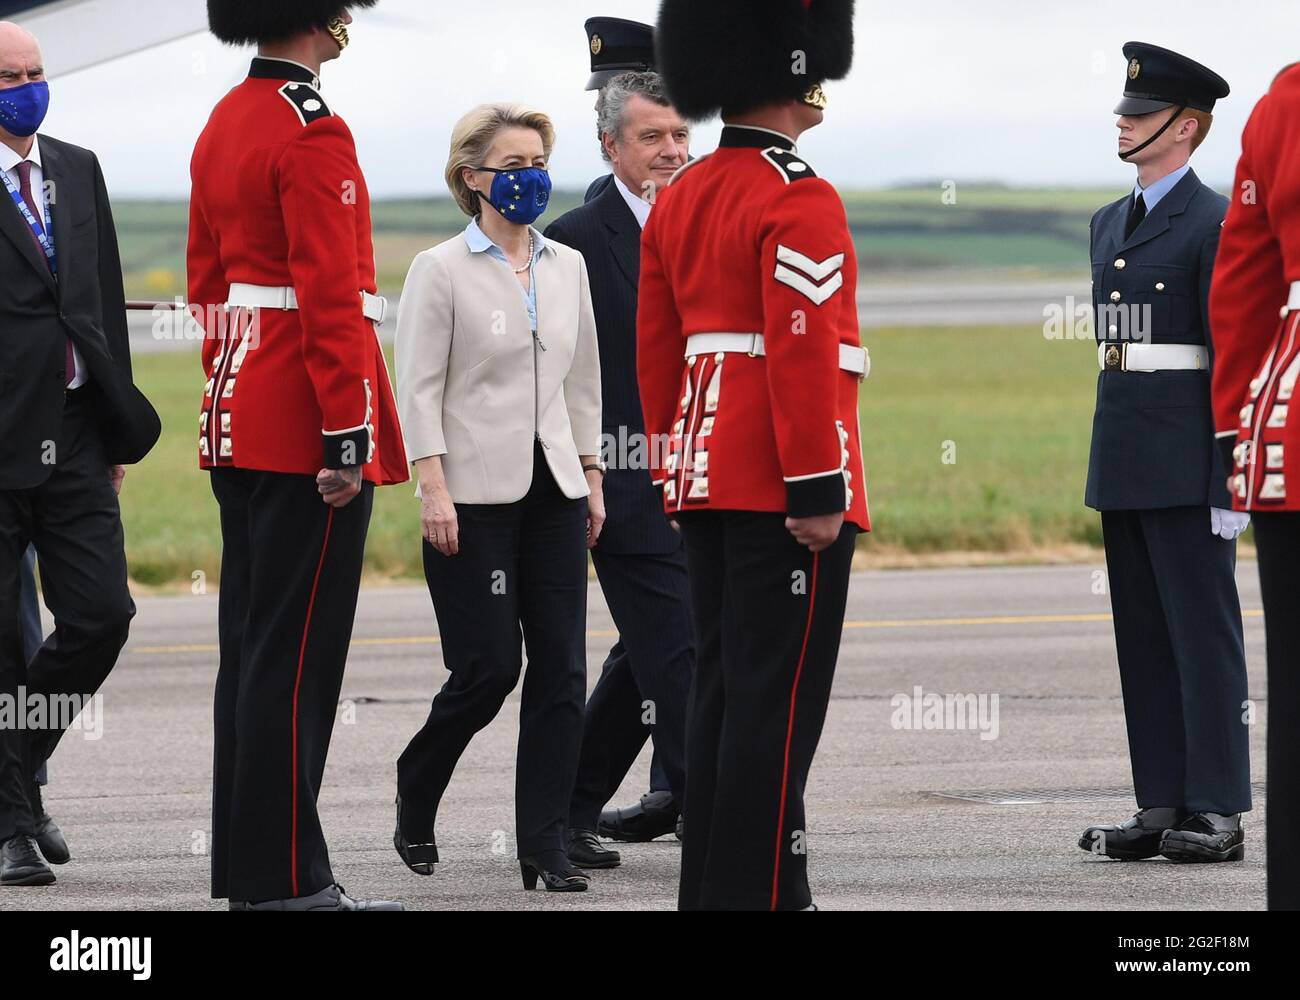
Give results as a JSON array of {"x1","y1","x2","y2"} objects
[{"x1": 395, "y1": 230, "x2": 601, "y2": 503}]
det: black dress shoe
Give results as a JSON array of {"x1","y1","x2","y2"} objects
[
  {"x1": 393, "y1": 794, "x2": 438, "y2": 875},
  {"x1": 520, "y1": 855, "x2": 589, "y2": 892},
  {"x1": 567, "y1": 829, "x2": 621, "y2": 869},
  {"x1": 1159, "y1": 812, "x2": 1245, "y2": 863},
  {"x1": 1078, "y1": 807, "x2": 1185, "y2": 860},
  {"x1": 230, "y1": 883, "x2": 403, "y2": 910},
  {"x1": 597, "y1": 790, "x2": 680, "y2": 843},
  {"x1": 29, "y1": 782, "x2": 69, "y2": 866},
  {"x1": 0, "y1": 835, "x2": 56, "y2": 887}
]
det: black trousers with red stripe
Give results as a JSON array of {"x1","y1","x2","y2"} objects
[
  {"x1": 208, "y1": 468, "x2": 373, "y2": 903},
  {"x1": 1251, "y1": 513, "x2": 1300, "y2": 911},
  {"x1": 675, "y1": 510, "x2": 857, "y2": 911}
]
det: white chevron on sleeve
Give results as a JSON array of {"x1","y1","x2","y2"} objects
[
  {"x1": 774, "y1": 245, "x2": 846, "y2": 305},
  {"x1": 776, "y1": 245, "x2": 845, "y2": 281}
]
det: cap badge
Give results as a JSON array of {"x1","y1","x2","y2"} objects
[
  {"x1": 590, "y1": 33, "x2": 603, "y2": 56},
  {"x1": 1128, "y1": 57, "x2": 1141, "y2": 80}
]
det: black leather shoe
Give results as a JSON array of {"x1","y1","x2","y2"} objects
[
  {"x1": 1159, "y1": 812, "x2": 1245, "y2": 863},
  {"x1": 567, "y1": 829, "x2": 620, "y2": 869},
  {"x1": 597, "y1": 790, "x2": 680, "y2": 842},
  {"x1": 29, "y1": 782, "x2": 69, "y2": 866},
  {"x1": 230, "y1": 883, "x2": 403, "y2": 910},
  {"x1": 393, "y1": 794, "x2": 438, "y2": 875},
  {"x1": 0, "y1": 835, "x2": 56, "y2": 887},
  {"x1": 1078, "y1": 807, "x2": 1185, "y2": 860},
  {"x1": 520, "y1": 856, "x2": 589, "y2": 892}
]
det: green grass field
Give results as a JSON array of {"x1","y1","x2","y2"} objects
[
  {"x1": 119, "y1": 326, "x2": 1103, "y2": 588},
  {"x1": 114, "y1": 185, "x2": 1130, "y2": 300}
]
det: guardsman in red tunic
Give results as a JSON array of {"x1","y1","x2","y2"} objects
[
  {"x1": 189, "y1": 1, "x2": 407, "y2": 911},
  {"x1": 1209, "y1": 60, "x2": 1300, "y2": 910},
  {"x1": 639, "y1": 0, "x2": 867, "y2": 910}
]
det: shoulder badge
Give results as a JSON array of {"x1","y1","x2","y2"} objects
[
  {"x1": 761, "y1": 147, "x2": 818, "y2": 185},
  {"x1": 278, "y1": 82, "x2": 332, "y2": 127},
  {"x1": 667, "y1": 151, "x2": 713, "y2": 186}
]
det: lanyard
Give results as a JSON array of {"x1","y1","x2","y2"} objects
[{"x1": 1, "y1": 163, "x2": 58, "y2": 277}]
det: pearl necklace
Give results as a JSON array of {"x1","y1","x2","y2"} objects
[{"x1": 513, "y1": 230, "x2": 535, "y2": 274}]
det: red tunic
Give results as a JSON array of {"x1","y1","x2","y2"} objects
[
  {"x1": 637, "y1": 126, "x2": 870, "y2": 531},
  {"x1": 187, "y1": 58, "x2": 407, "y2": 485},
  {"x1": 1209, "y1": 63, "x2": 1300, "y2": 511}
]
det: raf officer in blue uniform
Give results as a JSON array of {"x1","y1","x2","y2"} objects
[
  {"x1": 581, "y1": 17, "x2": 655, "y2": 206},
  {"x1": 1078, "y1": 42, "x2": 1251, "y2": 864}
]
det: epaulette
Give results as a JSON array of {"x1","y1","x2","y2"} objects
[
  {"x1": 1274, "y1": 62, "x2": 1300, "y2": 86},
  {"x1": 278, "y1": 81, "x2": 332, "y2": 127},
  {"x1": 761, "y1": 147, "x2": 818, "y2": 184},
  {"x1": 667, "y1": 152, "x2": 713, "y2": 186}
]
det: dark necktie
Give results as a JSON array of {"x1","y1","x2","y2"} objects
[
  {"x1": 1124, "y1": 191, "x2": 1147, "y2": 239},
  {"x1": 15, "y1": 160, "x2": 75, "y2": 387}
]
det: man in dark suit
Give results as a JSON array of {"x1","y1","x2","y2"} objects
[
  {"x1": 545, "y1": 68, "x2": 694, "y2": 866},
  {"x1": 1078, "y1": 42, "x2": 1251, "y2": 865},
  {"x1": 0, "y1": 20, "x2": 160, "y2": 887}
]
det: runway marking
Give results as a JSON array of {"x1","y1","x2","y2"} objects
[{"x1": 128, "y1": 609, "x2": 1264, "y2": 656}]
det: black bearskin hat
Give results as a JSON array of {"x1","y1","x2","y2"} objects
[
  {"x1": 656, "y1": 0, "x2": 855, "y2": 120},
  {"x1": 207, "y1": 0, "x2": 378, "y2": 45}
]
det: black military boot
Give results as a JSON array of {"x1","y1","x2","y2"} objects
[
  {"x1": 230, "y1": 883, "x2": 403, "y2": 910},
  {"x1": 1159, "y1": 812, "x2": 1245, "y2": 863},
  {"x1": 597, "y1": 790, "x2": 680, "y2": 842},
  {"x1": 1078, "y1": 807, "x2": 1185, "y2": 860}
]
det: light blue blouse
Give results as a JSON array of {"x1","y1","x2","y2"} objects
[{"x1": 464, "y1": 216, "x2": 546, "y2": 332}]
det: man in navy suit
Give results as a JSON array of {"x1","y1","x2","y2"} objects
[
  {"x1": 545, "y1": 68, "x2": 694, "y2": 867},
  {"x1": 1078, "y1": 42, "x2": 1251, "y2": 865}
]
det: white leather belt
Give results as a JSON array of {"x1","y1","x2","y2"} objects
[
  {"x1": 1098, "y1": 342, "x2": 1208, "y2": 372},
  {"x1": 1288, "y1": 280, "x2": 1300, "y2": 311},
  {"x1": 227, "y1": 283, "x2": 388, "y2": 324},
  {"x1": 684, "y1": 332, "x2": 870, "y2": 380}
]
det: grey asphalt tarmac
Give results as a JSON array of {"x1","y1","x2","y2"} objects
[{"x1": 0, "y1": 561, "x2": 1268, "y2": 911}]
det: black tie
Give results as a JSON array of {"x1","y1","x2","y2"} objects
[{"x1": 1125, "y1": 192, "x2": 1147, "y2": 239}]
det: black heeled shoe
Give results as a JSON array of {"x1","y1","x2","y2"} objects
[
  {"x1": 393, "y1": 794, "x2": 438, "y2": 875},
  {"x1": 519, "y1": 855, "x2": 589, "y2": 892}
]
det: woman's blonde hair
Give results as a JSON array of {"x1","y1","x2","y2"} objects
[{"x1": 445, "y1": 103, "x2": 557, "y2": 217}]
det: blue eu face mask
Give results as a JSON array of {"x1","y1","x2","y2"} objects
[
  {"x1": 0, "y1": 81, "x2": 50, "y2": 138},
  {"x1": 475, "y1": 166, "x2": 552, "y2": 225}
]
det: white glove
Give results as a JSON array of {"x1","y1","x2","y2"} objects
[{"x1": 1211, "y1": 507, "x2": 1250, "y2": 541}]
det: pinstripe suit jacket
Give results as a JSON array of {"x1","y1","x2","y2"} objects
[{"x1": 545, "y1": 180, "x2": 681, "y2": 554}]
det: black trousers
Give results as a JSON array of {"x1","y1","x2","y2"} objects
[
  {"x1": 1100, "y1": 507, "x2": 1251, "y2": 814},
  {"x1": 0, "y1": 393, "x2": 133, "y2": 843},
  {"x1": 568, "y1": 543, "x2": 693, "y2": 831},
  {"x1": 209, "y1": 468, "x2": 373, "y2": 902},
  {"x1": 1251, "y1": 513, "x2": 1300, "y2": 910},
  {"x1": 397, "y1": 447, "x2": 588, "y2": 864},
  {"x1": 19, "y1": 548, "x2": 47, "y2": 787},
  {"x1": 675, "y1": 510, "x2": 857, "y2": 911}
]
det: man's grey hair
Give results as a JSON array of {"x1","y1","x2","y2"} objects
[{"x1": 596, "y1": 71, "x2": 671, "y2": 163}]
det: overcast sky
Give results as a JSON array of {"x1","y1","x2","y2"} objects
[{"x1": 31, "y1": 0, "x2": 1300, "y2": 197}]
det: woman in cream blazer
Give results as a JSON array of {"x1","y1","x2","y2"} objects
[{"x1": 392, "y1": 103, "x2": 603, "y2": 894}]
